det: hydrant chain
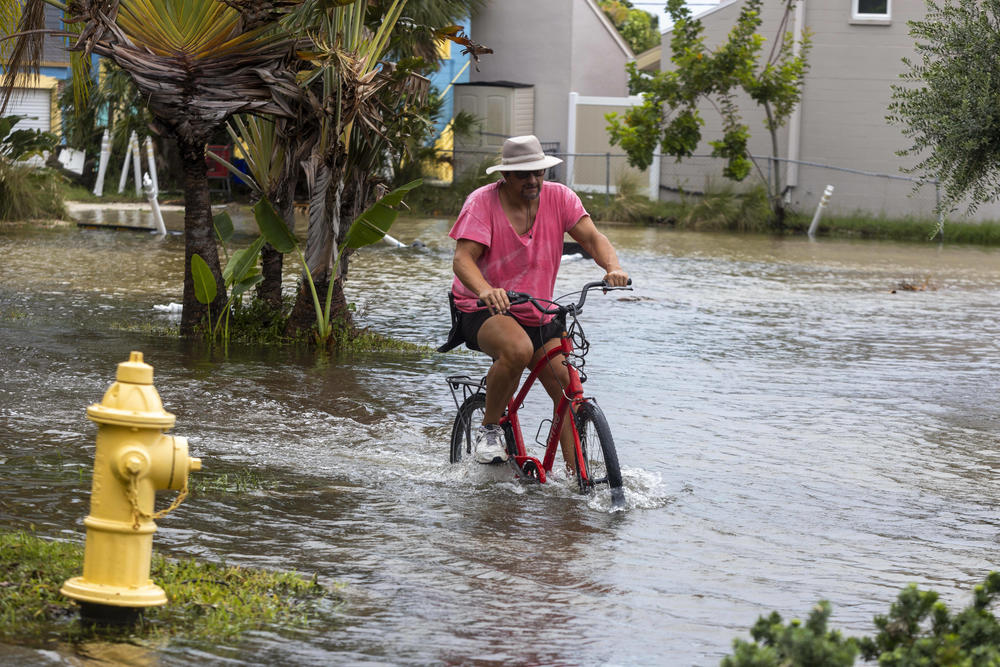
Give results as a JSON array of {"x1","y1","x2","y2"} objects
[{"x1": 125, "y1": 470, "x2": 189, "y2": 530}]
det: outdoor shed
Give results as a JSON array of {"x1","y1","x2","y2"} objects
[{"x1": 453, "y1": 81, "x2": 534, "y2": 174}]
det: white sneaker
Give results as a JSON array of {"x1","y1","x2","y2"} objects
[{"x1": 474, "y1": 424, "x2": 508, "y2": 464}]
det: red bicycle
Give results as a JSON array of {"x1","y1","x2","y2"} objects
[{"x1": 447, "y1": 281, "x2": 631, "y2": 508}]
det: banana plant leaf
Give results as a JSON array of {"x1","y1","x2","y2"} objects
[
  {"x1": 213, "y1": 211, "x2": 235, "y2": 244},
  {"x1": 222, "y1": 235, "x2": 265, "y2": 287},
  {"x1": 343, "y1": 179, "x2": 422, "y2": 249},
  {"x1": 252, "y1": 197, "x2": 297, "y2": 254},
  {"x1": 231, "y1": 273, "x2": 264, "y2": 297},
  {"x1": 191, "y1": 253, "x2": 217, "y2": 305}
]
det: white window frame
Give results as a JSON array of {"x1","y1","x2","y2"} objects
[{"x1": 852, "y1": 0, "x2": 891, "y2": 22}]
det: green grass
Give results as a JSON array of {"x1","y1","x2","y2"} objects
[
  {"x1": 193, "y1": 296, "x2": 433, "y2": 353},
  {"x1": 401, "y1": 169, "x2": 1000, "y2": 244},
  {"x1": 789, "y1": 211, "x2": 1000, "y2": 245},
  {"x1": 0, "y1": 530, "x2": 340, "y2": 645},
  {"x1": 60, "y1": 181, "x2": 153, "y2": 204}
]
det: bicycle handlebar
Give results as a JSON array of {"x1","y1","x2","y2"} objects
[{"x1": 475, "y1": 279, "x2": 632, "y2": 315}]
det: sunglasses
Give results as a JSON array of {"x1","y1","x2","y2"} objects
[{"x1": 511, "y1": 169, "x2": 546, "y2": 180}]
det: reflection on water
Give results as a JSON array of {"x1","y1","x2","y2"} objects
[{"x1": 4, "y1": 214, "x2": 1000, "y2": 664}]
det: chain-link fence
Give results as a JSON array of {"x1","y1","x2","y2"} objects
[{"x1": 444, "y1": 142, "x2": 947, "y2": 220}]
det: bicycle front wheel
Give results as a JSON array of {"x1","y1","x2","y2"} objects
[
  {"x1": 574, "y1": 401, "x2": 625, "y2": 507},
  {"x1": 450, "y1": 393, "x2": 486, "y2": 463}
]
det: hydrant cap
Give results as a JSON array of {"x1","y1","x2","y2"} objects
[
  {"x1": 117, "y1": 351, "x2": 153, "y2": 385},
  {"x1": 87, "y1": 351, "x2": 175, "y2": 428}
]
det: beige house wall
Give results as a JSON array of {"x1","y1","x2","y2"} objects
[{"x1": 568, "y1": 97, "x2": 654, "y2": 195}]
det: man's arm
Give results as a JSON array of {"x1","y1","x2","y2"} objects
[
  {"x1": 453, "y1": 238, "x2": 511, "y2": 313},
  {"x1": 567, "y1": 216, "x2": 629, "y2": 287}
]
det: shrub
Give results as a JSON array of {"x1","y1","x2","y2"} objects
[
  {"x1": 724, "y1": 572, "x2": 1000, "y2": 665},
  {"x1": 0, "y1": 115, "x2": 66, "y2": 221}
]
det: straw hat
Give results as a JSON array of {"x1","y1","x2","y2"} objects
[{"x1": 485, "y1": 135, "x2": 563, "y2": 174}]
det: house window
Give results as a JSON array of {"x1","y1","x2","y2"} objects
[{"x1": 853, "y1": 0, "x2": 890, "y2": 21}]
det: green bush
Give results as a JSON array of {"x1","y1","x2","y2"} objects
[
  {"x1": 0, "y1": 115, "x2": 66, "y2": 221},
  {"x1": 724, "y1": 572, "x2": 1000, "y2": 666},
  {"x1": 580, "y1": 169, "x2": 681, "y2": 224},
  {"x1": 724, "y1": 601, "x2": 858, "y2": 667},
  {"x1": 0, "y1": 163, "x2": 67, "y2": 221}
]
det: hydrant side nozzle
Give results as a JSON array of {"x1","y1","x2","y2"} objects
[
  {"x1": 118, "y1": 449, "x2": 150, "y2": 479},
  {"x1": 190, "y1": 458, "x2": 202, "y2": 472}
]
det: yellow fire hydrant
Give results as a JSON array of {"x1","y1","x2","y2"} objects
[{"x1": 61, "y1": 351, "x2": 202, "y2": 619}]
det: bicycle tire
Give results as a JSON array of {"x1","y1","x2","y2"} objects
[
  {"x1": 450, "y1": 393, "x2": 486, "y2": 463},
  {"x1": 574, "y1": 401, "x2": 625, "y2": 507}
]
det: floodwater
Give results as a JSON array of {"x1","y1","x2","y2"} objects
[{"x1": 3, "y1": 207, "x2": 1000, "y2": 665}]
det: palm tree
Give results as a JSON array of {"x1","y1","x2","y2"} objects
[
  {"x1": 275, "y1": 0, "x2": 418, "y2": 335},
  {"x1": 280, "y1": 0, "x2": 492, "y2": 336},
  {"x1": 2, "y1": 0, "x2": 297, "y2": 335}
]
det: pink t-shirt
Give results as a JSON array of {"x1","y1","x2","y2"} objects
[{"x1": 449, "y1": 180, "x2": 588, "y2": 325}]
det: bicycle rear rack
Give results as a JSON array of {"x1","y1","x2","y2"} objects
[{"x1": 446, "y1": 374, "x2": 486, "y2": 413}]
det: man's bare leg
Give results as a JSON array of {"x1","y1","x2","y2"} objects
[{"x1": 476, "y1": 314, "x2": 534, "y2": 425}]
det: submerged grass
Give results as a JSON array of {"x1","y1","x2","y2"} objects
[
  {"x1": 0, "y1": 530, "x2": 340, "y2": 646},
  {"x1": 189, "y1": 469, "x2": 275, "y2": 494},
  {"x1": 202, "y1": 298, "x2": 434, "y2": 353},
  {"x1": 1, "y1": 306, "x2": 28, "y2": 321}
]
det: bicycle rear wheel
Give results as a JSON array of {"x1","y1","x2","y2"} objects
[
  {"x1": 574, "y1": 401, "x2": 625, "y2": 507},
  {"x1": 450, "y1": 393, "x2": 516, "y2": 464},
  {"x1": 450, "y1": 393, "x2": 486, "y2": 463}
]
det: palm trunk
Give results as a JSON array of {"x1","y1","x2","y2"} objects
[
  {"x1": 257, "y1": 177, "x2": 298, "y2": 309},
  {"x1": 258, "y1": 244, "x2": 284, "y2": 308},
  {"x1": 178, "y1": 137, "x2": 227, "y2": 336}
]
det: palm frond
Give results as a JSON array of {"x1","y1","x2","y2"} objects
[
  {"x1": 0, "y1": 0, "x2": 48, "y2": 115},
  {"x1": 80, "y1": 0, "x2": 298, "y2": 142},
  {"x1": 225, "y1": 114, "x2": 286, "y2": 196},
  {"x1": 0, "y1": 1, "x2": 22, "y2": 63}
]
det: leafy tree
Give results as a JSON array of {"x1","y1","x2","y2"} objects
[
  {"x1": 598, "y1": 0, "x2": 660, "y2": 54},
  {"x1": 277, "y1": 0, "x2": 487, "y2": 339},
  {"x1": 606, "y1": 0, "x2": 810, "y2": 227},
  {"x1": 888, "y1": 0, "x2": 1000, "y2": 216},
  {"x1": 0, "y1": 115, "x2": 58, "y2": 162},
  {"x1": 58, "y1": 61, "x2": 154, "y2": 191}
]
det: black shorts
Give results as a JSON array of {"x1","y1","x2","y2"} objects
[
  {"x1": 459, "y1": 308, "x2": 565, "y2": 353},
  {"x1": 437, "y1": 292, "x2": 565, "y2": 354}
]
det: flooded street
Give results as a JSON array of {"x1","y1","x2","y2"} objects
[{"x1": 3, "y1": 209, "x2": 1000, "y2": 665}]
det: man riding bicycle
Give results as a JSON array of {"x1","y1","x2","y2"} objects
[{"x1": 439, "y1": 135, "x2": 629, "y2": 467}]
